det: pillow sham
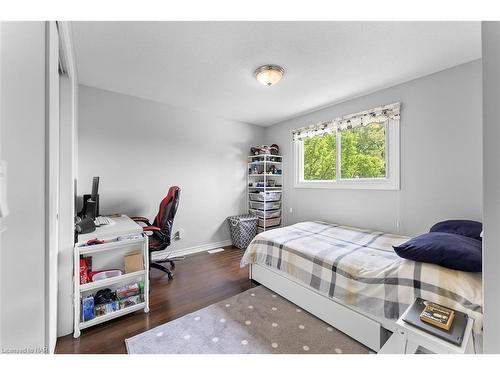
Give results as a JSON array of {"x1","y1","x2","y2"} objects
[
  {"x1": 429, "y1": 219, "x2": 483, "y2": 241},
  {"x1": 393, "y1": 232, "x2": 482, "y2": 272}
]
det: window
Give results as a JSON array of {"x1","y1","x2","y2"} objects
[
  {"x1": 303, "y1": 132, "x2": 336, "y2": 181},
  {"x1": 294, "y1": 103, "x2": 400, "y2": 190}
]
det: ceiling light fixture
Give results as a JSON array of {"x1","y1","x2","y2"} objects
[{"x1": 254, "y1": 65, "x2": 284, "y2": 87}]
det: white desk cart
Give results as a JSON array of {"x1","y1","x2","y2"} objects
[
  {"x1": 73, "y1": 215, "x2": 149, "y2": 338},
  {"x1": 248, "y1": 154, "x2": 283, "y2": 232}
]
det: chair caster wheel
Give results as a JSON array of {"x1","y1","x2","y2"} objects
[{"x1": 168, "y1": 273, "x2": 174, "y2": 280}]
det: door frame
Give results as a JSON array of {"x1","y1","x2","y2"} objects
[
  {"x1": 55, "y1": 21, "x2": 78, "y2": 339},
  {"x1": 45, "y1": 20, "x2": 59, "y2": 354},
  {"x1": 45, "y1": 20, "x2": 78, "y2": 353}
]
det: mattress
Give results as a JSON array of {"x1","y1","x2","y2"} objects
[{"x1": 241, "y1": 221, "x2": 483, "y2": 333}]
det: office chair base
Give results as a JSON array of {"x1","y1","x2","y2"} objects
[
  {"x1": 155, "y1": 259, "x2": 175, "y2": 269},
  {"x1": 150, "y1": 262, "x2": 174, "y2": 280}
]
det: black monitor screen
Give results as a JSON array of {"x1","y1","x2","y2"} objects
[{"x1": 91, "y1": 176, "x2": 99, "y2": 201}]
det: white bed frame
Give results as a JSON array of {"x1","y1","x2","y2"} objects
[{"x1": 250, "y1": 264, "x2": 397, "y2": 352}]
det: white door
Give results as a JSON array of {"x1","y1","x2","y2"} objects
[{"x1": 46, "y1": 21, "x2": 60, "y2": 354}]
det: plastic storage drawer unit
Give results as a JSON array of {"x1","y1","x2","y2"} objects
[
  {"x1": 251, "y1": 209, "x2": 281, "y2": 219},
  {"x1": 258, "y1": 217, "x2": 281, "y2": 228},
  {"x1": 249, "y1": 192, "x2": 282, "y2": 202},
  {"x1": 249, "y1": 201, "x2": 281, "y2": 210}
]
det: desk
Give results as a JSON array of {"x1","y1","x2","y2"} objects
[
  {"x1": 77, "y1": 215, "x2": 144, "y2": 244},
  {"x1": 73, "y1": 215, "x2": 149, "y2": 338}
]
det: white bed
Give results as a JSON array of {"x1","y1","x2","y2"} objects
[{"x1": 241, "y1": 221, "x2": 483, "y2": 352}]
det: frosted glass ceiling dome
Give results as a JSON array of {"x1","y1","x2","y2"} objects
[{"x1": 254, "y1": 65, "x2": 284, "y2": 86}]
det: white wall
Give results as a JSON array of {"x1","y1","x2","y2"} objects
[
  {"x1": 0, "y1": 22, "x2": 47, "y2": 352},
  {"x1": 78, "y1": 85, "x2": 265, "y2": 255},
  {"x1": 482, "y1": 21, "x2": 500, "y2": 354},
  {"x1": 265, "y1": 60, "x2": 483, "y2": 236}
]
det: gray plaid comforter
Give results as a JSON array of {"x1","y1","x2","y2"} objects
[{"x1": 241, "y1": 221, "x2": 483, "y2": 333}]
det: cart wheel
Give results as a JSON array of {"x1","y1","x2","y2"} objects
[
  {"x1": 144, "y1": 307, "x2": 150, "y2": 313},
  {"x1": 73, "y1": 330, "x2": 81, "y2": 339}
]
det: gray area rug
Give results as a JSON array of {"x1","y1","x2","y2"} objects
[{"x1": 126, "y1": 286, "x2": 369, "y2": 354}]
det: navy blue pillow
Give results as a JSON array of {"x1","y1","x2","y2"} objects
[
  {"x1": 430, "y1": 220, "x2": 482, "y2": 241},
  {"x1": 393, "y1": 232, "x2": 482, "y2": 272}
]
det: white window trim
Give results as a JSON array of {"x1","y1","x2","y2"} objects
[{"x1": 293, "y1": 118, "x2": 400, "y2": 190}]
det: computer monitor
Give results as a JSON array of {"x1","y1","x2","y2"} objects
[
  {"x1": 91, "y1": 176, "x2": 99, "y2": 201},
  {"x1": 80, "y1": 176, "x2": 100, "y2": 219}
]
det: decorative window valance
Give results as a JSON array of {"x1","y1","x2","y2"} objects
[{"x1": 292, "y1": 102, "x2": 401, "y2": 142}]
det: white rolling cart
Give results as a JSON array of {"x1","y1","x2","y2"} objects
[
  {"x1": 247, "y1": 154, "x2": 283, "y2": 232},
  {"x1": 73, "y1": 215, "x2": 149, "y2": 338}
]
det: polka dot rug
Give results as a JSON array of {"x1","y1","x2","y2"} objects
[{"x1": 125, "y1": 286, "x2": 370, "y2": 354}]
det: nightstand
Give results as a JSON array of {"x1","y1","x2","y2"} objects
[{"x1": 379, "y1": 303, "x2": 475, "y2": 354}]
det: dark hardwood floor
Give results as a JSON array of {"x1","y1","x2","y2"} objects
[{"x1": 56, "y1": 246, "x2": 256, "y2": 354}]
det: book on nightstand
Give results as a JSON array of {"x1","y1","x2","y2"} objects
[
  {"x1": 420, "y1": 301, "x2": 455, "y2": 330},
  {"x1": 402, "y1": 298, "x2": 468, "y2": 346}
]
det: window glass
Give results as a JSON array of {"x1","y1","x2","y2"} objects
[
  {"x1": 303, "y1": 132, "x2": 336, "y2": 180},
  {"x1": 340, "y1": 122, "x2": 386, "y2": 179}
]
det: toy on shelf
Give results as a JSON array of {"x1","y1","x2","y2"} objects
[{"x1": 250, "y1": 144, "x2": 280, "y2": 156}]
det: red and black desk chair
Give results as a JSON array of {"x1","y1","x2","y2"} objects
[{"x1": 132, "y1": 186, "x2": 180, "y2": 280}]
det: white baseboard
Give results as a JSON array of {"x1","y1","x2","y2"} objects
[{"x1": 152, "y1": 239, "x2": 233, "y2": 260}]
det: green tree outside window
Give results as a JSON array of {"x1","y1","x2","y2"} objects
[
  {"x1": 303, "y1": 122, "x2": 386, "y2": 181},
  {"x1": 303, "y1": 132, "x2": 336, "y2": 180}
]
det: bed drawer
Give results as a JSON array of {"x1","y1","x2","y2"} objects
[{"x1": 251, "y1": 264, "x2": 387, "y2": 351}]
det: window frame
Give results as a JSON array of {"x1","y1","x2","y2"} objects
[{"x1": 294, "y1": 117, "x2": 400, "y2": 190}]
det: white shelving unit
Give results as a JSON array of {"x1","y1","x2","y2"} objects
[
  {"x1": 247, "y1": 154, "x2": 283, "y2": 232},
  {"x1": 73, "y1": 216, "x2": 149, "y2": 338}
]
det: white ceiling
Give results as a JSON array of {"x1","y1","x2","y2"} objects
[{"x1": 71, "y1": 21, "x2": 481, "y2": 126}]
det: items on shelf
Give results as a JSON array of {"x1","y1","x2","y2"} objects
[
  {"x1": 86, "y1": 239, "x2": 105, "y2": 246},
  {"x1": 82, "y1": 296, "x2": 95, "y2": 322},
  {"x1": 267, "y1": 165, "x2": 282, "y2": 175},
  {"x1": 79, "y1": 257, "x2": 92, "y2": 284},
  {"x1": 116, "y1": 282, "x2": 141, "y2": 299},
  {"x1": 124, "y1": 251, "x2": 144, "y2": 273},
  {"x1": 79, "y1": 247, "x2": 145, "y2": 285},
  {"x1": 94, "y1": 288, "x2": 119, "y2": 317},
  {"x1": 250, "y1": 144, "x2": 279, "y2": 155},
  {"x1": 119, "y1": 294, "x2": 143, "y2": 309},
  {"x1": 90, "y1": 269, "x2": 123, "y2": 282},
  {"x1": 95, "y1": 301, "x2": 119, "y2": 316},
  {"x1": 78, "y1": 233, "x2": 144, "y2": 248},
  {"x1": 80, "y1": 281, "x2": 145, "y2": 323},
  {"x1": 249, "y1": 179, "x2": 281, "y2": 188}
]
